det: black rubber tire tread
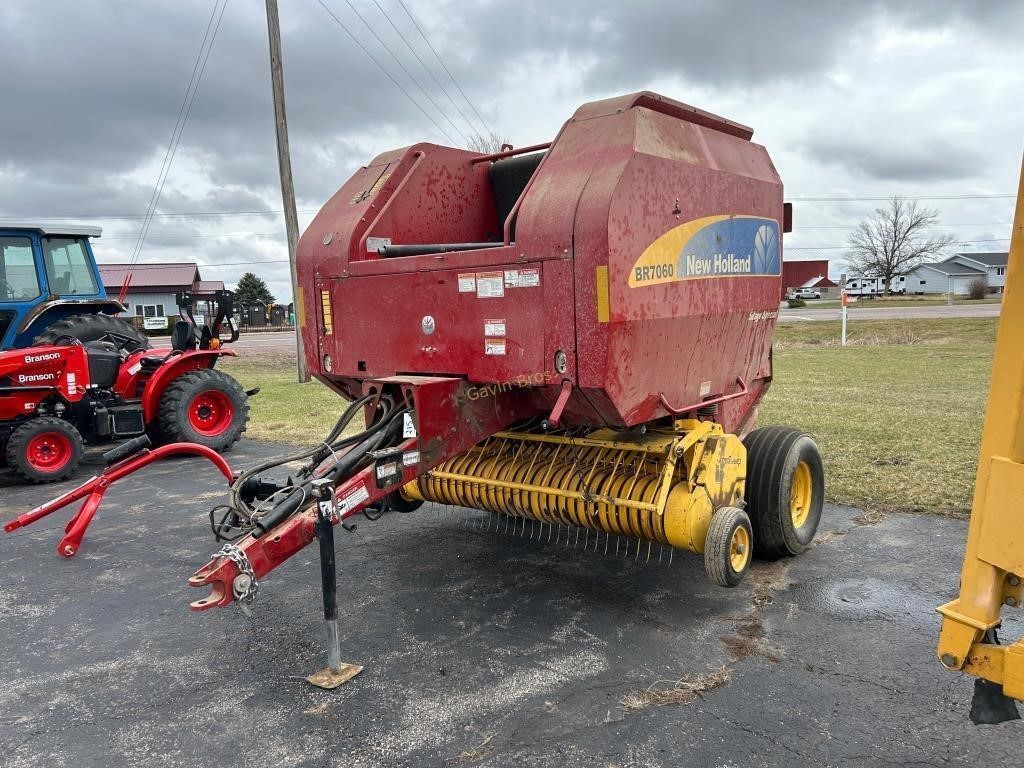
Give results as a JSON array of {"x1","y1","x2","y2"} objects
[
  {"x1": 32, "y1": 313, "x2": 149, "y2": 352},
  {"x1": 743, "y1": 426, "x2": 824, "y2": 559},
  {"x1": 157, "y1": 368, "x2": 248, "y2": 452},
  {"x1": 704, "y1": 506, "x2": 752, "y2": 588},
  {"x1": 388, "y1": 490, "x2": 423, "y2": 513},
  {"x1": 7, "y1": 416, "x2": 84, "y2": 483}
]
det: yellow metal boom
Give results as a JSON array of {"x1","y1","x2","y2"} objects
[{"x1": 936, "y1": 156, "x2": 1024, "y2": 713}]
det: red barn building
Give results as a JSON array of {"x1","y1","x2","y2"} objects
[{"x1": 781, "y1": 259, "x2": 830, "y2": 299}]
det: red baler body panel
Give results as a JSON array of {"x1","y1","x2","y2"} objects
[{"x1": 296, "y1": 92, "x2": 783, "y2": 434}]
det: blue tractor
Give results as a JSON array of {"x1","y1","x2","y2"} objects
[{"x1": 0, "y1": 224, "x2": 148, "y2": 351}]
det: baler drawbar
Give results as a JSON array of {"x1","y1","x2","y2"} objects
[{"x1": 6, "y1": 92, "x2": 825, "y2": 683}]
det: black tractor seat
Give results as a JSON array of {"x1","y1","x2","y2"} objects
[{"x1": 137, "y1": 320, "x2": 199, "y2": 372}]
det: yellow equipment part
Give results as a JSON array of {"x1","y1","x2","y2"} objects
[
  {"x1": 403, "y1": 419, "x2": 746, "y2": 556},
  {"x1": 936, "y1": 156, "x2": 1024, "y2": 705}
]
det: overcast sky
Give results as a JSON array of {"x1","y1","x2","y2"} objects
[{"x1": 2, "y1": 0, "x2": 1022, "y2": 302}]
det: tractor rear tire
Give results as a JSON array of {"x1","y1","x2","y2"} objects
[
  {"x1": 704, "y1": 506, "x2": 754, "y2": 587},
  {"x1": 157, "y1": 368, "x2": 248, "y2": 452},
  {"x1": 7, "y1": 417, "x2": 84, "y2": 483},
  {"x1": 33, "y1": 313, "x2": 149, "y2": 352},
  {"x1": 743, "y1": 426, "x2": 824, "y2": 559}
]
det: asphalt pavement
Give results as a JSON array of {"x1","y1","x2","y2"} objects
[
  {"x1": 778, "y1": 302, "x2": 1001, "y2": 322},
  {"x1": 1, "y1": 440, "x2": 1020, "y2": 767}
]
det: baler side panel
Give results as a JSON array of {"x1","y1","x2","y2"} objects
[{"x1": 322, "y1": 266, "x2": 549, "y2": 383}]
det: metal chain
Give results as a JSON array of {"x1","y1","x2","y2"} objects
[{"x1": 212, "y1": 543, "x2": 259, "y2": 604}]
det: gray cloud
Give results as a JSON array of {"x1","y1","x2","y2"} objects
[
  {"x1": 1, "y1": 0, "x2": 1021, "y2": 301},
  {"x1": 803, "y1": 134, "x2": 989, "y2": 183}
]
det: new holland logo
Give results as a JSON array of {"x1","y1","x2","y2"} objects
[{"x1": 629, "y1": 215, "x2": 781, "y2": 287}]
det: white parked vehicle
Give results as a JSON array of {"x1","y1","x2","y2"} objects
[
  {"x1": 845, "y1": 276, "x2": 906, "y2": 296},
  {"x1": 789, "y1": 287, "x2": 822, "y2": 300}
]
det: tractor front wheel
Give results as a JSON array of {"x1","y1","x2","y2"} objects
[
  {"x1": 157, "y1": 369, "x2": 248, "y2": 451},
  {"x1": 7, "y1": 417, "x2": 84, "y2": 483}
]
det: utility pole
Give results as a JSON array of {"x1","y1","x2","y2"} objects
[{"x1": 265, "y1": 0, "x2": 309, "y2": 382}]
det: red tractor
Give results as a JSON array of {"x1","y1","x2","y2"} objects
[{"x1": 0, "y1": 290, "x2": 249, "y2": 482}]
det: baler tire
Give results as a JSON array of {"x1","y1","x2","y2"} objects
[
  {"x1": 387, "y1": 491, "x2": 423, "y2": 513},
  {"x1": 704, "y1": 506, "x2": 753, "y2": 588},
  {"x1": 7, "y1": 417, "x2": 84, "y2": 484},
  {"x1": 32, "y1": 313, "x2": 149, "y2": 352},
  {"x1": 743, "y1": 426, "x2": 824, "y2": 559},
  {"x1": 157, "y1": 368, "x2": 248, "y2": 452}
]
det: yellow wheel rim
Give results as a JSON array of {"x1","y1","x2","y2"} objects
[
  {"x1": 791, "y1": 460, "x2": 813, "y2": 528},
  {"x1": 729, "y1": 525, "x2": 751, "y2": 573}
]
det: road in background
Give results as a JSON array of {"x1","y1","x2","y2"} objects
[
  {"x1": 229, "y1": 330, "x2": 298, "y2": 355},
  {"x1": 779, "y1": 302, "x2": 1002, "y2": 322}
]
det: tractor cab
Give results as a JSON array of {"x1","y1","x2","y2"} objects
[{"x1": 0, "y1": 224, "x2": 129, "y2": 350}]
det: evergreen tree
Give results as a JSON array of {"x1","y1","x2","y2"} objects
[{"x1": 233, "y1": 272, "x2": 275, "y2": 304}]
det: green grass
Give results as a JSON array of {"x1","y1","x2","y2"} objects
[
  {"x1": 761, "y1": 318, "x2": 996, "y2": 515},
  {"x1": 221, "y1": 317, "x2": 999, "y2": 516},
  {"x1": 218, "y1": 358, "x2": 345, "y2": 445}
]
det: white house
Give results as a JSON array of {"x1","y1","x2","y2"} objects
[
  {"x1": 943, "y1": 252, "x2": 1008, "y2": 292},
  {"x1": 903, "y1": 251, "x2": 1008, "y2": 296}
]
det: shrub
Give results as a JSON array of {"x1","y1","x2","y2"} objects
[
  {"x1": 966, "y1": 279, "x2": 987, "y2": 300},
  {"x1": 787, "y1": 297, "x2": 807, "y2": 308}
]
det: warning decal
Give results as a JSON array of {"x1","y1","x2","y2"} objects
[{"x1": 476, "y1": 272, "x2": 504, "y2": 298}]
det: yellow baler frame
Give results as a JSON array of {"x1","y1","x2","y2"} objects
[{"x1": 936, "y1": 157, "x2": 1024, "y2": 700}]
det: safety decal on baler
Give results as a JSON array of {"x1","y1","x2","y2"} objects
[{"x1": 628, "y1": 215, "x2": 780, "y2": 287}]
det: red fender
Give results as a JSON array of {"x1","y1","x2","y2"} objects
[{"x1": 141, "y1": 349, "x2": 237, "y2": 423}]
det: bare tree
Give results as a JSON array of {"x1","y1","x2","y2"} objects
[
  {"x1": 467, "y1": 131, "x2": 511, "y2": 154},
  {"x1": 845, "y1": 197, "x2": 955, "y2": 296}
]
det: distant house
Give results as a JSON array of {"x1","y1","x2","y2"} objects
[
  {"x1": 943, "y1": 252, "x2": 1008, "y2": 292},
  {"x1": 903, "y1": 252, "x2": 1007, "y2": 296},
  {"x1": 98, "y1": 262, "x2": 225, "y2": 320},
  {"x1": 782, "y1": 258, "x2": 830, "y2": 300}
]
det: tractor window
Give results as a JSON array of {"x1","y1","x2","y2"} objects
[
  {"x1": 0, "y1": 236, "x2": 41, "y2": 301},
  {"x1": 42, "y1": 237, "x2": 99, "y2": 296}
]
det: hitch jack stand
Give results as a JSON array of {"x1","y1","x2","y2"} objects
[{"x1": 307, "y1": 482, "x2": 363, "y2": 689}]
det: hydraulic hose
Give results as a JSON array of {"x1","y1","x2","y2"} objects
[{"x1": 251, "y1": 412, "x2": 406, "y2": 537}]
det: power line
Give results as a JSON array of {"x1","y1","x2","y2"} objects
[
  {"x1": 790, "y1": 193, "x2": 1015, "y2": 202},
  {"x1": 316, "y1": 0, "x2": 456, "y2": 144},
  {"x1": 128, "y1": 2, "x2": 219, "y2": 264},
  {"x1": 787, "y1": 237, "x2": 1011, "y2": 251},
  {"x1": 0, "y1": 210, "x2": 319, "y2": 221},
  {"x1": 371, "y1": 0, "x2": 480, "y2": 138},
  {"x1": 797, "y1": 222, "x2": 1010, "y2": 230},
  {"x1": 97, "y1": 259, "x2": 289, "y2": 269},
  {"x1": 341, "y1": 0, "x2": 467, "y2": 144},
  {"x1": 394, "y1": 0, "x2": 493, "y2": 136},
  {"x1": 102, "y1": 232, "x2": 283, "y2": 240},
  {"x1": 129, "y1": 0, "x2": 229, "y2": 268}
]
